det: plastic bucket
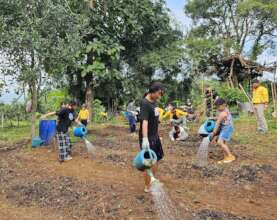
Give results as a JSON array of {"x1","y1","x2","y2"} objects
[
  {"x1": 32, "y1": 137, "x2": 44, "y2": 148},
  {"x1": 39, "y1": 120, "x2": 56, "y2": 145},
  {"x1": 133, "y1": 149, "x2": 157, "y2": 171},
  {"x1": 73, "y1": 126, "x2": 87, "y2": 138}
]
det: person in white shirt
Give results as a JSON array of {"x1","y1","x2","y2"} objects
[{"x1": 169, "y1": 125, "x2": 188, "y2": 141}]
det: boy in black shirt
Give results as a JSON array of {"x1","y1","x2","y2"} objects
[
  {"x1": 139, "y1": 82, "x2": 164, "y2": 192},
  {"x1": 41, "y1": 101, "x2": 78, "y2": 162}
]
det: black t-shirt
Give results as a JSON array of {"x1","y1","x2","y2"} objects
[
  {"x1": 56, "y1": 107, "x2": 75, "y2": 133},
  {"x1": 139, "y1": 98, "x2": 159, "y2": 140}
]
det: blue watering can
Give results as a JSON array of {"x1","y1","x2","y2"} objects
[
  {"x1": 133, "y1": 148, "x2": 157, "y2": 171},
  {"x1": 133, "y1": 148, "x2": 158, "y2": 184},
  {"x1": 73, "y1": 126, "x2": 87, "y2": 138},
  {"x1": 198, "y1": 119, "x2": 216, "y2": 137},
  {"x1": 204, "y1": 119, "x2": 215, "y2": 133}
]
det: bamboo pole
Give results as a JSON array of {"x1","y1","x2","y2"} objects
[
  {"x1": 1, "y1": 113, "x2": 3, "y2": 129},
  {"x1": 239, "y1": 83, "x2": 258, "y2": 120},
  {"x1": 272, "y1": 63, "x2": 277, "y2": 117},
  {"x1": 211, "y1": 90, "x2": 214, "y2": 118},
  {"x1": 271, "y1": 83, "x2": 276, "y2": 117},
  {"x1": 229, "y1": 58, "x2": 235, "y2": 88},
  {"x1": 201, "y1": 73, "x2": 207, "y2": 118}
]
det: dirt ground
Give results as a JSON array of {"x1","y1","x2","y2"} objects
[{"x1": 0, "y1": 123, "x2": 276, "y2": 220}]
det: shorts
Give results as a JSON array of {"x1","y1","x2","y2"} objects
[
  {"x1": 139, "y1": 136, "x2": 164, "y2": 161},
  {"x1": 80, "y1": 120, "x2": 88, "y2": 127},
  {"x1": 218, "y1": 125, "x2": 234, "y2": 142}
]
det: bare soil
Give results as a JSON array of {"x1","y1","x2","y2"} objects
[{"x1": 0, "y1": 123, "x2": 276, "y2": 220}]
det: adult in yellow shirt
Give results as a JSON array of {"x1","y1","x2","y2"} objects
[
  {"x1": 156, "y1": 107, "x2": 165, "y2": 121},
  {"x1": 163, "y1": 107, "x2": 187, "y2": 120},
  {"x1": 77, "y1": 104, "x2": 90, "y2": 127},
  {"x1": 252, "y1": 80, "x2": 269, "y2": 133},
  {"x1": 163, "y1": 107, "x2": 188, "y2": 129}
]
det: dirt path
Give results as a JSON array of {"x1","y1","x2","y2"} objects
[{"x1": 0, "y1": 124, "x2": 276, "y2": 219}]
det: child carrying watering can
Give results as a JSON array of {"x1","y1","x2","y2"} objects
[
  {"x1": 41, "y1": 101, "x2": 79, "y2": 162},
  {"x1": 210, "y1": 98, "x2": 236, "y2": 164},
  {"x1": 138, "y1": 82, "x2": 165, "y2": 193}
]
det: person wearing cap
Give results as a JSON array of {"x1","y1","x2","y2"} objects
[
  {"x1": 210, "y1": 98, "x2": 236, "y2": 164},
  {"x1": 77, "y1": 104, "x2": 90, "y2": 127},
  {"x1": 252, "y1": 80, "x2": 269, "y2": 133},
  {"x1": 139, "y1": 82, "x2": 164, "y2": 193},
  {"x1": 41, "y1": 101, "x2": 78, "y2": 162}
]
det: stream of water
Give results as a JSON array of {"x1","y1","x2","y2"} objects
[
  {"x1": 196, "y1": 137, "x2": 210, "y2": 167},
  {"x1": 83, "y1": 138, "x2": 96, "y2": 154},
  {"x1": 150, "y1": 182, "x2": 182, "y2": 220}
]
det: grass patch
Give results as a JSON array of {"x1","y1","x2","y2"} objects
[{"x1": 0, "y1": 125, "x2": 31, "y2": 144}]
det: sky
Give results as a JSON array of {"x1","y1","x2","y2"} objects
[{"x1": 166, "y1": 0, "x2": 191, "y2": 31}]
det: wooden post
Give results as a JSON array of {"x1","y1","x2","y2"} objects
[
  {"x1": 201, "y1": 73, "x2": 206, "y2": 118},
  {"x1": 229, "y1": 58, "x2": 235, "y2": 88},
  {"x1": 271, "y1": 83, "x2": 276, "y2": 117},
  {"x1": 211, "y1": 90, "x2": 214, "y2": 118},
  {"x1": 272, "y1": 63, "x2": 277, "y2": 118},
  {"x1": 1, "y1": 113, "x2": 4, "y2": 129},
  {"x1": 239, "y1": 83, "x2": 258, "y2": 120}
]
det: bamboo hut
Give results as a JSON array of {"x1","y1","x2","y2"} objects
[{"x1": 212, "y1": 53, "x2": 274, "y2": 87}]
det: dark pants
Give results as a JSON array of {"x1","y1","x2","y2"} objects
[
  {"x1": 127, "y1": 115, "x2": 136, "y2": 133},
  {"x1": 139, "y1": 136, "x2": 164, "y2": 161},
  {"x1": 81, "y1": 120, "x2": 88, "y2": 127}
]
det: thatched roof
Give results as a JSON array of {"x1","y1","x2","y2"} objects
[
  {"x1": 223, "y1": 54, "x2": 274, "y2": 73},
  {"x1": 213, "y1": 54, "x2": 274, "y2": 83}
]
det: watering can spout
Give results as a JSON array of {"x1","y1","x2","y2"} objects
[{"x1": 146, "y1": 169, "x2": 159, "y2": 184}]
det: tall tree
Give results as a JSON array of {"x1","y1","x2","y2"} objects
[
  {"x1": 184, "y1": 0, "x2": 277, "y2": 77},
  {"x1": 0, "y1": 0, "x2": 85, "y2": 138},
  {"x1": 67, "y1": 0, "x2": 184, "y2": 112}
]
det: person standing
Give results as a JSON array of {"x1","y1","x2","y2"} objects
[
  {"x1": 77, "y1": 104, "x2": 90, "y2": 127},
  {"x1": 41, "y1": 101, "x2": 78, "y2": 162},
  {"x1": 126, "y1": 101, "x2": 138, "y2": 133},
  {"x1": 139, "y1": 82, "x2": 164, "y2": 192},
  {"x1": 252, "y1": 80, "x2": 269, "y2": 133}
]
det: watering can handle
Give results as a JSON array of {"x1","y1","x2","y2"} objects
[{"x1": 145, "y1": 146, "x2": 154, "y2": 161}]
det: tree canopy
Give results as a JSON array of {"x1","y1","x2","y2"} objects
[{"x1": 184, "y1": 0, "x2": 277, "y2": 78}]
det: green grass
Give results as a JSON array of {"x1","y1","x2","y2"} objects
[
  {"x1": 232, "y1": 113, "x2": 277, "y2": 161},
  {"x1": 0, "y1": 125, "x2": 31, "y2": 144},
  {"x1": 1, "y1": 114, "x2": 276, "y2": 156}
]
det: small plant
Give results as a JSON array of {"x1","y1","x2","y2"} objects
[{"x1": 92, "y1": 99, "x2": 107, "y2": 123}]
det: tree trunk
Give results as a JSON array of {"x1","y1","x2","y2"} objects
[
  {"x1": 85, "y1": 85, "x2": 93, "y2": 122},
  {"x1": 1, "y1": 113, "x2": 4, "y2": 129},
  {"x1": 30, "y1": 82, "x2": 38, "y2": 140}
]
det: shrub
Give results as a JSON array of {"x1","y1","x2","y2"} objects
[
  {"x1": 216, "y1": 85, "x2": 248, "y2": 105},
  {"x1": 92, "y1": 99, "x2": 106, "y2": 123}
]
